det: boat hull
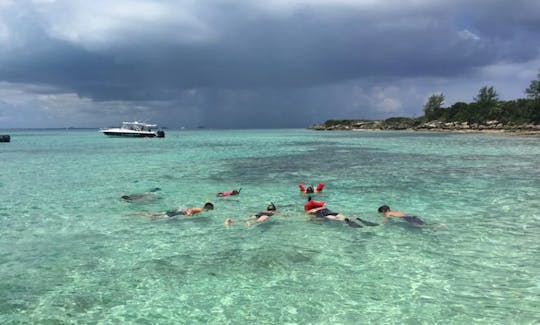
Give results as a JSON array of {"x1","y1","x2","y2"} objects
[
  {"x1": 99, "y1": 122, "x2": 165, "y2": 138},
  {"x1": 102, "y1": 131, "x2": 157, "y2": 137}
]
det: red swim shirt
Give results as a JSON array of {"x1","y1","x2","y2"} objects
[{"x1": 304, "y1": 200, "x2": 325, "y2": 211}]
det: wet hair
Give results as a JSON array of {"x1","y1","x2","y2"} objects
[
  {"x1": 307, "y1": 196, "x2": 312, "y2": 202},
  {"x1": 267, "y1": 202, "x2": 276, "y2": 211},
  {"x1": 306, "y1": 186, "x2": 314, "y2": 193},
  {"x1": 231, "y1": 190, "x2": 239, "y2": 195},
  {"x1": 121, "y1": 195, "x2": 131, "y2": 201},
  {"x1": 378, "y1": 205, "x2": 390, "y2": 213},
  {"x1": 204, "y1": 202, "x2": 214, "y2": 210}
]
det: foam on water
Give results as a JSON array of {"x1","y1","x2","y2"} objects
[{"x1": 1, "y1": 129, "x2": 539, "y2": 323}]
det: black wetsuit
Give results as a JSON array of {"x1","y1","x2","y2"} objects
[
  {"x1": 314, "y1": 208, "x2": 339, "y2": 219},
  {"x1": 254, "y1": 211, "x2": 274, "y2": 219},
  {"x1": 403, "y1": 215, "x2": 426, "y2": 226},
  {"x1": 165, "y1": 209, "x2": 186, "y2": 218}
]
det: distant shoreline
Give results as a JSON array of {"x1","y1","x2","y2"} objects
[{"x1": 308, "y1": 120, "x2": 540, "y2": 136}]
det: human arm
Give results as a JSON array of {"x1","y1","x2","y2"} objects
[
  {"x1": 381, "y1": 211, "x2": 406, "y2": 222},
  {"x1": 184, "y1": 207, "x2": 204, "y2": 216},
  {"x1": 305, "y1": 207, "x2": 323, "y2": 215}
]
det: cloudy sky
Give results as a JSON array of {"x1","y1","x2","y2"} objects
[{"x1": 0, "y1": 0, "x2": 539, "y2": 129}]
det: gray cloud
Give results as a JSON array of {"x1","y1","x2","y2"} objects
[{"x1": 0, "y1": 0, "x2": 539, "y2": 128}]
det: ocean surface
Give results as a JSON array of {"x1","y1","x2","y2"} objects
[{"x1": 1, "y1": 129, "x2": 539, "y2": 324}]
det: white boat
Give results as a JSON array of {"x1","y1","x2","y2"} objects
[{"x1": 100, "y1": 121, "x2": 165, "y2": 138}]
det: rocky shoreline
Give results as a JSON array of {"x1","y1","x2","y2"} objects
[{"x1": 309, "y1": 119, "x2": 540, "y2": 135}]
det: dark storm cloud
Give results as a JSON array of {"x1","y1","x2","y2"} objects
[{"x1": 0, "y1": 0, "x2": 539, "y2": 128}]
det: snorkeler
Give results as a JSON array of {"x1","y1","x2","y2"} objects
[
  {"x1": 304, "y1": 197, "x2": 377, "y2": 228},
  {"x1": 299, "y1": 183, "x2": 325, "y2": 194},
  {"x1": 377, "y1": 205, "x2": 446, "y2": 230},
  {"x1": 121, "y1": 187, "x2": 161, "y2": 203},
  {"x1": 133, "y1": 202, "x2": 214, "y2": 219},
  {"x1": 217, "y1": 188, "x2": 241, "y2": 197},
  {"x1": 224, "y1": 203, "x2": 278, "y2": 228},
  {"x1": 304, "y1": 196, "x2": 325, "y2": 211},
  {"x1": 305, "y1": 205, "x2": 376, "y2": 228}
]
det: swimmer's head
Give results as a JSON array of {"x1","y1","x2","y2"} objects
[
  {"x1": 378, "y1": 205, "x2": 390, "y2": 213},
  {"x1": 306, "y1": 186, "x2": 314, "y2": 193},
  {"x1": 267, "y1": 202, "x2": 276, "y2": 211},
  {"x1": 204, "y1": 202, "x2": 214, "y2": 210},
  {"x1": 121, "y1": 195, "x2": 131, "y2": 200},
  {"x1": 224, "y1": 218, "x2": 233, "y2": 226},
  {"x1": 231, "y1": 189, "x2": 240, "y2": 195}
]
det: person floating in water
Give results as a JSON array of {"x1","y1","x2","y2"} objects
[
  {"x1": 217, "y1": 188, "x2": 241, "y2": 197},
  {"x1": 133, "y1": 202, "x2": 214, "y2": 219},
  {"x1": 304, "y1": 196, "x2": 325, "y2": 211},
  {"x1": 224, "y1": 203, "x2": 278, "y2": 228},
  {"x1": 121, "y1": 187, "x2": 161, "y2": 203},
  {"x1": 377, "y1": 205, "x2": 446, "y2": 231},
  {"x1": 305, "y1": 200, "x2": 377, "y2": 228},
  {"x1": 299, "y1": 183, "x2": 325, "y2": 194}
]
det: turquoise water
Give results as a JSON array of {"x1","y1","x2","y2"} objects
[{"x1": 1, "y1": 129, "x2": 539, "y2": 324}]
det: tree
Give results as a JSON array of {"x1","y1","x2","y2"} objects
[
  {"x1": 472, "y1": 86, "x2": 499, "y2": 122},
  {"x1": 489, "y1": 102, "x2": 506, "y2": 122},
  {"x1": 525, "y1": 69, "x2": 540, "y2": 100},
  {"x1": 447, "y1": 102, "x2": 469, "y2": 122},
  {"x1": 474, "y1": 86, "x2": 499, "y2": 107},
  {"x1": 527, "y1": 99, "x2": 540, "y2": 123},
  {"x1": 423, "y1": 93, "x2": 445, "y2": 121}
]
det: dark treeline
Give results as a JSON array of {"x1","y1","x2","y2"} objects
[
  {"x1": 422, "y1": 70, "x2": 540, "y2": 124},
  {"x1": 317, "y1": 70, "x2": 540, "y2": 131},
  {"x1": 423, "y1": 90, "x2": 540, "y2": 124}
]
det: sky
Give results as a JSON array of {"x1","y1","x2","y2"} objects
[{"x1": 0, "y1": 0, "x2": 539, "y2": 129}]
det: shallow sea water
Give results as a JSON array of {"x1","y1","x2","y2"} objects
[{"x1": 1, "y1": 129, "x2": 539, "y2": 324}]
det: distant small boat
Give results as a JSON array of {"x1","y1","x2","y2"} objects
[{"x1": 99, "y1": 121, "x2": 165, "y2": 138}]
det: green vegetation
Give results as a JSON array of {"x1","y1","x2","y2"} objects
[
  {"x1": 324, "y1": 119, "x2": 356, "y2": 127},
  {"x1": 317, "y1": 70, "x2": 540, "y2": 130},
  {"x1": 423, "y1": 90, "x2": 539, "y2": 124},
  {"x1": 420, "y1": 72, "x2": 540, "y2": 124},
  {"x1": 525, "y1": 70, "x2": 540, "y2": 100},
  {"x1": 423, "y1": 93, "x2": 445, "y2": 121},
  {"x1": 383, "y1": 117, "x2": 420, "y2": 129}
]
